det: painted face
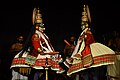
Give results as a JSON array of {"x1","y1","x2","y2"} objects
[
  {"x1": 39, "y1": 27, "x2": 45, "y2": 31},
  {"x1": 36, "y1": 24, "x2": 45, "y2": 32},
  {"x1": 81, "y1": 25, "x2": 85, "y2": 30}
]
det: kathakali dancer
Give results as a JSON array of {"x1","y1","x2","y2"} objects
[
  {"x1": 64, "y1": 4, "x2": 115, "y2": 76},
  {"x1": 10, "y1": 7, "x2": 64, "y2": 80}
]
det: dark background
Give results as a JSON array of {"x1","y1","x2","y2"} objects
[
  {"x1": 0, "y1": 0, "x2": 120, "y2": 50},
  {"x1": 0, "y1": 0, "x2": 120, "y2": 79}
]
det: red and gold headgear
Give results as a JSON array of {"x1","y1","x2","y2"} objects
[
  {"x1": 81, "y1": 4, "x2": 91, "y2": 29},
  {"x1": 32, "y1": 8, "x2": 45, "y2": 31},
  {"x1": 32, "y1": 8, "x2": 43, "y2": 25}
]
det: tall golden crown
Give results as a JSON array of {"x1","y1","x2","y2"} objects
[
  {"x1": 81, "y1": 5, "x2": 88, "y2": 22},
  {"x1": 32, "y1": 8, "x2": 43, "y2": 25},
  {"x1": 81, "y1": 4, "x2": 91, "y2": 28}
]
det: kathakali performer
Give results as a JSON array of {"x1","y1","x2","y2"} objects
[
  {"x1": 64, "y1": 4, "x2": 115, "y2": 76},
  {"x1": 10, "y1": 8, "x2": 64, "y2": 80}
]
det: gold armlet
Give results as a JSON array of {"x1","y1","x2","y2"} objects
[{"x1": 38, "y1": 48, "x2": 42, "y2": 52}]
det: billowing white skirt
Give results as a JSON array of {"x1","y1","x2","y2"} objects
[{"x1": 64, "y1": 42, "x2": 115, "y2": 76}]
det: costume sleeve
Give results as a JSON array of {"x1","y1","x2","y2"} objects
[
  {"x1": 32, "y1": 33, "x2": 42, "y2": 51},
  {"x1": 85, "y1": 33, "x2": 95, "y2": 45}
]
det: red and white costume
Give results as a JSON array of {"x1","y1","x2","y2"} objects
[
  {"x1": 64, "y1": 28, "x2": 115, "y2": 76},
  {"x1": 11, "y1": 28, "x2": 64, "y2": 74},
  {"x1": 11, "y1": 8, "x2": 64, "y2": 74},
  {"x1": 64, "y1": 4, "x2": 115, "y2": 76},
  {"x1": 30, "y1": 29, "x2": 64, "y2": 73}
]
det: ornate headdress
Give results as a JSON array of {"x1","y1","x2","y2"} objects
[
  {"x1": 32, "y1": 8, "x2": 43, "y2": 24},
  {"x1": 32, "y1": 8, "x2": 45, "y2": 30},
  {"x1": 81, "y1": 4, "x2": 91, "y2": 28}
]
